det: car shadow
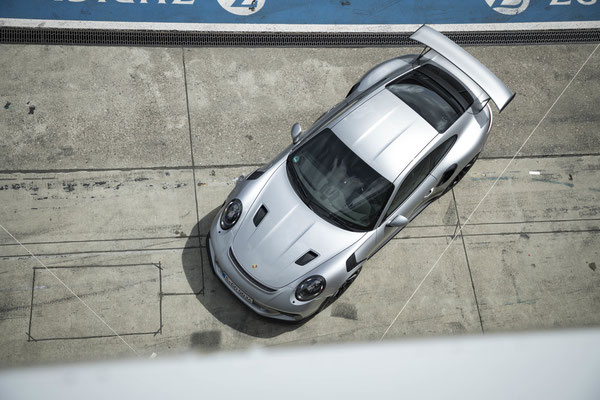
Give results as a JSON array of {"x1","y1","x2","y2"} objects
[{"x1": 182, "y1": 206, "x2": 304, "y2": 339}]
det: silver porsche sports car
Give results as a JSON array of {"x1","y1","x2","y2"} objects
[{"x1": 207, "y1": 25, "x2": 514, "y2": 321}]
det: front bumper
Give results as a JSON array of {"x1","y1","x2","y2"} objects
[{"x1": 207, "y1": 226, "x2": 321, "y2": 322}]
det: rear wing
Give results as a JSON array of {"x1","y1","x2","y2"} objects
[{"x1": 410, "y1": 25, "x2": 515, "y2": 112}]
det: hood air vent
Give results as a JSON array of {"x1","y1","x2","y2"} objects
[
  {"x1": 253, "y1": 205, "x2": 268, "y2": 227},
  {"x1": 296, "y1": 250, "x2": 319, "y2": 266}
]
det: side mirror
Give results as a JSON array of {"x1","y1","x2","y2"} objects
[
  {"x1": 291, "y1": 123, "x2": 302, "y2": 144},
  {"x1": 387, "y1": 215, "x2": 409, "y2": 228}
]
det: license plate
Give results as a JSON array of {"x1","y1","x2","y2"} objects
[{"x1": 222, "y1": 271, "x2": 253, "y2": 304}]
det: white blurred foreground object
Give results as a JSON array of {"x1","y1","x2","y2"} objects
[{"x1": 1, "y1": 330, "x2": 599, "y2": 400}]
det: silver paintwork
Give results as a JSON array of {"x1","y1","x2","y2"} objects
[
  {"x1": 208, "y1": 26, "x2": 511, "y2": 321},
  {"x1": 352, "y1": 55, "x2": 414, "y2": 96},
  {"x1": 231, "y1": 165, "x2": 364, "y2": 290},
  {"x1": 333, "y1": 89, "x2": 438, "y2": 182}
]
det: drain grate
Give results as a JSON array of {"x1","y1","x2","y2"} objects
[{"x1": 1, "y1": 27, "x2": 599, "y2": 47}]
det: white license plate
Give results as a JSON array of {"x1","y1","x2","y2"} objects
[{"x1": 222, "y1": 271, "x2": 253, "y2": 304}]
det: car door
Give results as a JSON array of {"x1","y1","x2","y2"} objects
[{"x1": 369, "y1": 135, "x2": 458, "y2": 258}]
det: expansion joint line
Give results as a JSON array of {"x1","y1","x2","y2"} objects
[
  {"x1": 181, "y1": 47, "x2": 206, "y2": 295},
  {"x1": 0, "y1": 223, "x2": 140, "y2": 356},
  {"x1": 380, "y1": 42, "x2": 600, "y2": 341}
]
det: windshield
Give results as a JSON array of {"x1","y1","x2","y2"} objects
[{"x1": 287, "y1": 129, "x2": 394, "y2": 231}]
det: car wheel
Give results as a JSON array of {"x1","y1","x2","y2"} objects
[
  {"x1": 334, "y1": 267, "x2": 362, "y2": 299},
  {"x1": 444, "y1": 153, "x2": 479, "y2": 194},
  {"x1": 316, "y1": 267, "x2": 363, "y2": 315}
]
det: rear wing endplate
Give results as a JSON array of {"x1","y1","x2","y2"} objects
[{"x1": 410, "y1": 25, "x2": 515, "y2": 112}]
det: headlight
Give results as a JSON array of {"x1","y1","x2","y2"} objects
[
  {"x1": 295, "y1": 275, "x2": 326, "y2": 302},
  {"x1": 220, "y1": 199, "x2": 243, "y2": 230}
]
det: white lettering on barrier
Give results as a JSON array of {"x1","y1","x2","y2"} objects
[
  {"x1": 485, "y1": 0, "x2": 530, "y2": 15},
  {"x1": 49, "y1": 0, "x2": 597, "y2": 12},
  {"x1": 55, "y1": 0, "x2": 190, "y2": 3},
  {"x1": 550, "y1": 0, "x2": 597, "y2": 4},
  {"x1": 217, "y1": 0, "x2": 266, "y2": 16},
  {"x1": 486, "y1": 0, "x2": 596, "y2": 14}
]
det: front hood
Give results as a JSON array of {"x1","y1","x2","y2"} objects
[{"x1": 232, "y1": 164, "x2": 364, "y2": 289}]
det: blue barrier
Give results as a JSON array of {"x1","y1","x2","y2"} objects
[{"x1": 1, "y1": 0, "x2": 599, "y2": 27}]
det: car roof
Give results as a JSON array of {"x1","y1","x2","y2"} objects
[{"x1": 332, "y1": 88, "x2": 438, "y2": 183}]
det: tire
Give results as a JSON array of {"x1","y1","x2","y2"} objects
[
  {"x1": 334, "y1": 267, "x2": 362, "y2": 299},
  {"x1": 444, "y1": 153, "x2": 479, "y2": 194},
  {"x1": 317, "y1": 267, "x2": 362, "y2": 314}
]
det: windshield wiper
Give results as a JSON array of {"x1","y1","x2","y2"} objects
[
  {"x1": 306, "y1": 197, "x2": 363, "y2": 232},
  {"x1": 327, "y1": 211, "x2": 363, "y2": 232}
]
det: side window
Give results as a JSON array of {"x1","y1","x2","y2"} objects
[
  {"x1": 428, "y1": 135, "x2": 457, "y2": 171},
  {"x1": 384, "y1": 135, "x2": 457, "y2": 219},
  {"x1": 384, "y1": 158, "x2": 429, "y2": 219}
]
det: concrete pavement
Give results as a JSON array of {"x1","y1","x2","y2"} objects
[{"x1": 0, "y1": 42, "x2": 599, "y2": 366}]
